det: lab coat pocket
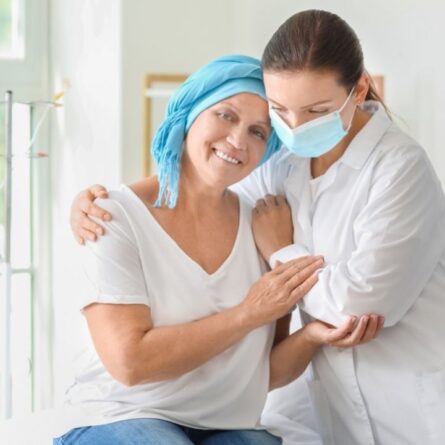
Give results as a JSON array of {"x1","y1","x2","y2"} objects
[
  {"x1": 415, "y1": 368, "x2": 445, "y2": 444},
  {"x1": 306, "y1": 378, "x2": 335, "y2": 445}
]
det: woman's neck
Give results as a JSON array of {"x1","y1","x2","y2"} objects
[
  {"x1": 174, "y1": 170, "x2": 233, "y2": 216},
  {"x1": 133, "y1": 172, "x2": 234, "y2": 217}
]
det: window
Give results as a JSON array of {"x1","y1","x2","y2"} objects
[
  {"x1": 0, "y1": 0, "x2": 50, "y2": 420},
  {"x1": 0, "y1": 0, "x2": 25, "y2": 60},
  {"x1": 0, "y1": 99, "x2": 33, "y2": 419}
]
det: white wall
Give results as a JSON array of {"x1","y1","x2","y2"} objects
[
  {"x1": 120, "y1": 0, "x2": 237, "y2": 183},
  {"x1": 49, "y1": 0, "x2": 122, "y2": 403}
]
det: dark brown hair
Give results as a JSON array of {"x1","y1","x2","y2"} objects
[{"x1": 262, "y1": 9, "x2": 384, "y2": 104}]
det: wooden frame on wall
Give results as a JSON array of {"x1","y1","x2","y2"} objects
[{"x1": 143, "y1": 73, "x2": 188, "y2": 176}]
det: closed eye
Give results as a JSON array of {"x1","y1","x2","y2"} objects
[
  {"x1": 250, "y1": 127, "x2": 267, "y2": 140},
  {"x1": 308, "y1": 109, "x2": 329, "y2": 114},
  {"x1": 270, "y1": 106, "x2": 286, "y2": 113}
]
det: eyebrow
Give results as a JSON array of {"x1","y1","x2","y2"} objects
[{"x1": 218, "y1": 101, "x2": 270, "y2": 126}]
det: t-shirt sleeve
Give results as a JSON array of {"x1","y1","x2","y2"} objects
[{"x1": 80, "y1": 197, "x2": 150, "y2": 310}]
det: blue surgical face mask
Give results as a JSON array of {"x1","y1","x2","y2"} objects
[{"x1": 269, "y1": 87, "x2": 356, "y2": 158}]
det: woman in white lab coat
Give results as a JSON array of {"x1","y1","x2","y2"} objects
[
  {"x1": 243, "y1": 10, "x2": 445, "y2": 445},
  {"x1": 70, "y1": 10, "x2": 445, "y2": 445}
]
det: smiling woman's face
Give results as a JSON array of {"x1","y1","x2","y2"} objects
[{"x1": 182, "y1": 93, "x2": 271, "y2": 190}]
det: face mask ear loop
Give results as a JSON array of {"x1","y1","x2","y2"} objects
[
  {"x1": 339, "y1": 86, "x2": 357, "y2": 131},
  {"x1": 339, "y1": 86, "x2": 356, "y2": 113}
]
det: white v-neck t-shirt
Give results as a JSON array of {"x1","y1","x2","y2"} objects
[{"x1": 62, "y1": 185, "x2": 275, "y2": 433}]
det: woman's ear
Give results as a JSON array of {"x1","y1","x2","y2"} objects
[{"x1": 355, "y1": 72, "x2": 371, "y2": 105}]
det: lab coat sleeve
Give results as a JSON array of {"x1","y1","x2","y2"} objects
[
  {"x1": 269, "y1": 244, "x2": 311, "y2": 267},
  {"x1": 277, "y1": 146, "x2": 445, "y2": 327}
]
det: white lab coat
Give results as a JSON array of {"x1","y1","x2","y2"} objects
[{"x1": 233, "y1": 102, "x2": 445, "y2": 445}]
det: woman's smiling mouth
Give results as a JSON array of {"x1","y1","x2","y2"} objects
[{"x1": 213, "y1": 148, "x2": 241, "y2": 165}]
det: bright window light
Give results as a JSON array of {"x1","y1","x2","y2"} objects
[{"x1": 0, "y1": 0, "x2": 25, "y2": 60}]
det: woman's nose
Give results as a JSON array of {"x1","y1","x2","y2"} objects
[
  {"x1": 283, "y1": 113, "x2": 306, "y2": 129},
  {"x1": 227, "y1": 127, "x2": 247, "y2": 150}
]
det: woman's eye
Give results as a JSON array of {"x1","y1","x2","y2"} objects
[
  {"x1": 271, "y1": 106, "x2": 285, "y2": 113},
  {"x1": 251, "y1": 128, "x2": 266, "y2": 140},
  {"x1": 218, "y1": 111, "x2": 233, "y2": 121},
  {"x1": 308, "y1": 109, "x2": 329, "y2": 114}
]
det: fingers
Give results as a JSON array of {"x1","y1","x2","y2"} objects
[
  {"x1": 90, "y1": 184, "x2": 109, "y2": 199},
  {"x1": 71, "y1": 185, "x2": 109, "y2": 245},
  {"x1": 325, "y1": 316, "x2": 356, "y2": 343},
  {"x1": 74, "y1": 234, "x2": 85, "y2": 245},
  {"x1": 284, "y1": 257, "x2": 324, "y2": 284},
  {"x1": 77, "y1": 227, "x2": 98, "y2": 243},
  {"x1": 254, "y1": 198, "x2": 267, "y2": 213},
  {"x1": 255, "y1": 194, "x2": 287, "y2": 210},
  {"x1": 345, "y1": 315, "x2": 370, "y2": 345},
  {"x1": 327, "y1": 314, "x2": 385, "y2": 348},
  {"x1": 289, "y1": 272, "x2": 319, "y2": 303},
  {"x1": 80, "y1": 214, "x2": 106, "y2": 236},
  {"x1": 277, "y1": 258, "x2": 324, "y2": 298},
  {"x1": 275, "y1": 195, "x2": 287, "y2": 206},
  {"x1": 73, "y1": 217, "x2": 105, "y2": 242},
  {"x1": 84, "y1": 200, "x2": 112, "y2": 222},
  {"x1": 359, "y1": 314, "x2": 380, "y2": 343},
  {"x1": 333, "y1": 315, "x2": 375, "y2": 347},
  {"x1": 378, "y1": 316, "x2": 385, "y2": 329},
  {"x1": 327, "y1": 316, "x2": 369, "y2": 348},
  {"x1": 274, "y1": 256, "x2": 323, "y2": 277}
]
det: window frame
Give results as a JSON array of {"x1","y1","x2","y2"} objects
[{"x1": 0, "y1": 0, "x2": 51, "y2": 419}]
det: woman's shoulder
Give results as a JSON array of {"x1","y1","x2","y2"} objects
[
  {"x1": 369, "y1": 114, "x2": 429, "y2": 170},
  {"x1": 128, "y1": 176, "x2": 158, "y2": 203},
  {"x1": 370, "y1": 125, "x2": 443, "y2": 195},
  {"x1": 98, "y1": 177, "x2": 158, "y2": 222},
  {"x1": 91, "y1": 185, "x2": 150, "y2": 246}
]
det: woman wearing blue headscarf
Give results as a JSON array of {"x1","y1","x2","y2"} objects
[{"x1": 59, "y1": 55, "x2": 380, "y2": 445}]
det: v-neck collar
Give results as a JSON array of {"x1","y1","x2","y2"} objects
[{"x1": 122, "y1": 184, "x2": 244, "y2": 278}]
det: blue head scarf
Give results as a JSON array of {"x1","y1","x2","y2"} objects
[{"x1": 151, "y1": 54, "x2": 281, "y2": 208}]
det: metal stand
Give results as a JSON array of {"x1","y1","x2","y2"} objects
[{"x1": 0, "y1": 92, "x2": 57, "y2": 420}]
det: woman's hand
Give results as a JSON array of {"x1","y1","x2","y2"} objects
[
  {"x1": 252, "y1": 194, "x2": 293, "y2": 262},
  {"x1": 70, "y1": 184, "x2": 111, "y2": 244},
  {"x1": 239, "y1": 256, "x2": 323, "y2": 328},
  {"x1": 303, "y1": 314, "x2": 385, "y2": 348}
]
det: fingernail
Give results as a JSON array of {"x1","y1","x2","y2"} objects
[
  {"x1": 96, "y1": 228, "x2": 103, "y2": 235},
  {"x1": 104, "y1": 214, "x2": 111, "y2": 221},
  {"x1": 89, "y1": 234, "x2": 96, "y2": 241}
]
